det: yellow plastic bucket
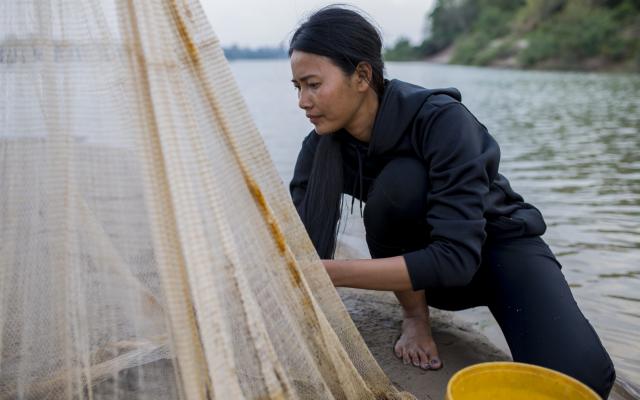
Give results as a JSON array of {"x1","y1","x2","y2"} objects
[{"x1": 446, "y1": 362, "x2": 600, "y2": 400}]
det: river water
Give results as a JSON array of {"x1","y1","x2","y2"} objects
[{"x1": 229, "y1": 59, "x2": 640, "y2": 396}]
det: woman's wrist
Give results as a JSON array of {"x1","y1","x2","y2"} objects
[{"x1": 323, "y1": 259, "x2": 342, "y2": 286}]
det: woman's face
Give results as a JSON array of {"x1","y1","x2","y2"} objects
[{"x1": 290, "y1": 50, "x2": 367, "y2": 135}]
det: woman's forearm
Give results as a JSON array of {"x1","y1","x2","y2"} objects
[{"x1": 323, "y1": 256, "x2": 413, "y2": 291}]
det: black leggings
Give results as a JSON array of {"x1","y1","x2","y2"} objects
[{"x1": 362, "y1": 157, "x2": 616, "y2": 399}]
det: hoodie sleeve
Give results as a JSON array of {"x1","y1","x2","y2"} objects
[
  {"x1": 403, "y1": 103, "x2": 498, "y2": 290},
  {"x1": 289, "y1": 131, "x2": 319, "y2": 211}
]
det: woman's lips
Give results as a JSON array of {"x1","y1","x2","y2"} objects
[{"x1": 307, "y1": 115, "x2": 321, "y2": 124}]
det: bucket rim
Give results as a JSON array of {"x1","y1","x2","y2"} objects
[{"x1": 446, "y1": 361, "x2": 600, "y2": 400}]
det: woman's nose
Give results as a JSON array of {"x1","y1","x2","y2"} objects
[{"x1": 298, "y1": 90, "x2": 312, "y2": 110}]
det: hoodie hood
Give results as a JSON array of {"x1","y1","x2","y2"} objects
[{"x1": 368, "y1": 79, "x2": 461, "y2": 156}]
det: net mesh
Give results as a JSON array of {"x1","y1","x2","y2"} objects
[{"x1": 0, "y1": 1, "x2": 415, "y2": 399}]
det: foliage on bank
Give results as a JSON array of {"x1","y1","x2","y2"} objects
[{"x1": 384, "y1": 0, "x2": 640, "y2": 71}]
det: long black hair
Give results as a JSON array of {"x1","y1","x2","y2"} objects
[{"x1": 289, "y1": 5, "x2": 385, "y2": 258}]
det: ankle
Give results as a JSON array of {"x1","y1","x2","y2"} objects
[{"x1": 402, "y1": 310, "x2": 429, "y2": 320}]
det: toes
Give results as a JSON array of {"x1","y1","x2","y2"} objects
[
  {"x1": 402, "y1": 350, "x2": 411, "y2": 366},
  {"x1": 394, "y1": 332, "x2": 443, "y2": 370},
  {"x1": 394, "y1": 342, "x2": 402, "y2": 359},
  {"x1": 429, "y1": 356, "x2": 443, "y2": 370},
  {"x1": 409, "y1": 351, "x2": 421, "y2": 367},
  {"x1": 427, "y1": 345, "x2": 442, "y2": 370},
  {"x1": 417, "y1": 351, "x2": 431, "y2": 370}
]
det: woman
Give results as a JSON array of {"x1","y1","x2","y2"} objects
[{"x1": 288, "y1": 6, "x2": 616, "y2": 398}]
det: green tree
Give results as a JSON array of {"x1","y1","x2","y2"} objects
[
  {"x1": 384, "y1": 37, "x2": 421, "y2": 61},
  {"x1": 419, "y1": 0, "x2": 479, "y2": 55}
]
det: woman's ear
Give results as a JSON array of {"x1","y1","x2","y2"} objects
[{"x1": 355, "y1": 62, "x2": 373, "y2": 91}]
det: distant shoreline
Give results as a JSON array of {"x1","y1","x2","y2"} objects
[
  {"x1": 225, "y1": 58, "x2": 638, "y2": 77},
  {"x1": 223, "y1": 45, "x2": 287, "y2": 61},
  {"x1": 223, "y1": 46, "x2": 636, "y2": 73},
  {"x1": 417, "y1": 45, "x2": 638, "y2": 73}
]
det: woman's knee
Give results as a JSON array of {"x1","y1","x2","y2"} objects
[
  {"x1": 363, "y1": 157, "x2": 428, "y2": 233},
  {"x1": 362, "y1": 157, "x2": 430, "y2": 258}
]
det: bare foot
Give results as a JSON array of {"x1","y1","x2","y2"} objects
[{"x1": 394, "y1": 316, "x2": 442, "y2": 370}]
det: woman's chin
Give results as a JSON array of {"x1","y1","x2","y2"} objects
[{"x1": 313, "y1": 124, "x2": 336, "y2": 135}]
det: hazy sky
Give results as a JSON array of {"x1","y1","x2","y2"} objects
[{"x1": 201, "y1": 0, "x2": 436, "y2": 48}]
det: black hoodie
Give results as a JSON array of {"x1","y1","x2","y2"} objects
[{"x1": 290, "y1": 79, "x2": 546, "y2": 290}]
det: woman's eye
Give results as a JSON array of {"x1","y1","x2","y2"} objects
[{"x1": 309, "y1": 82, "x2": 320, "y2": 89}]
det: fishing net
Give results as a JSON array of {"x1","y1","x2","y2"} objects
[{"x1": 0, "y1": 1, "x2": 415, "y2": 399}]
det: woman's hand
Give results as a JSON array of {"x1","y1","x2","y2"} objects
[{"x1": 321, "y1": 257, "x2": 413, "y2": 291}]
